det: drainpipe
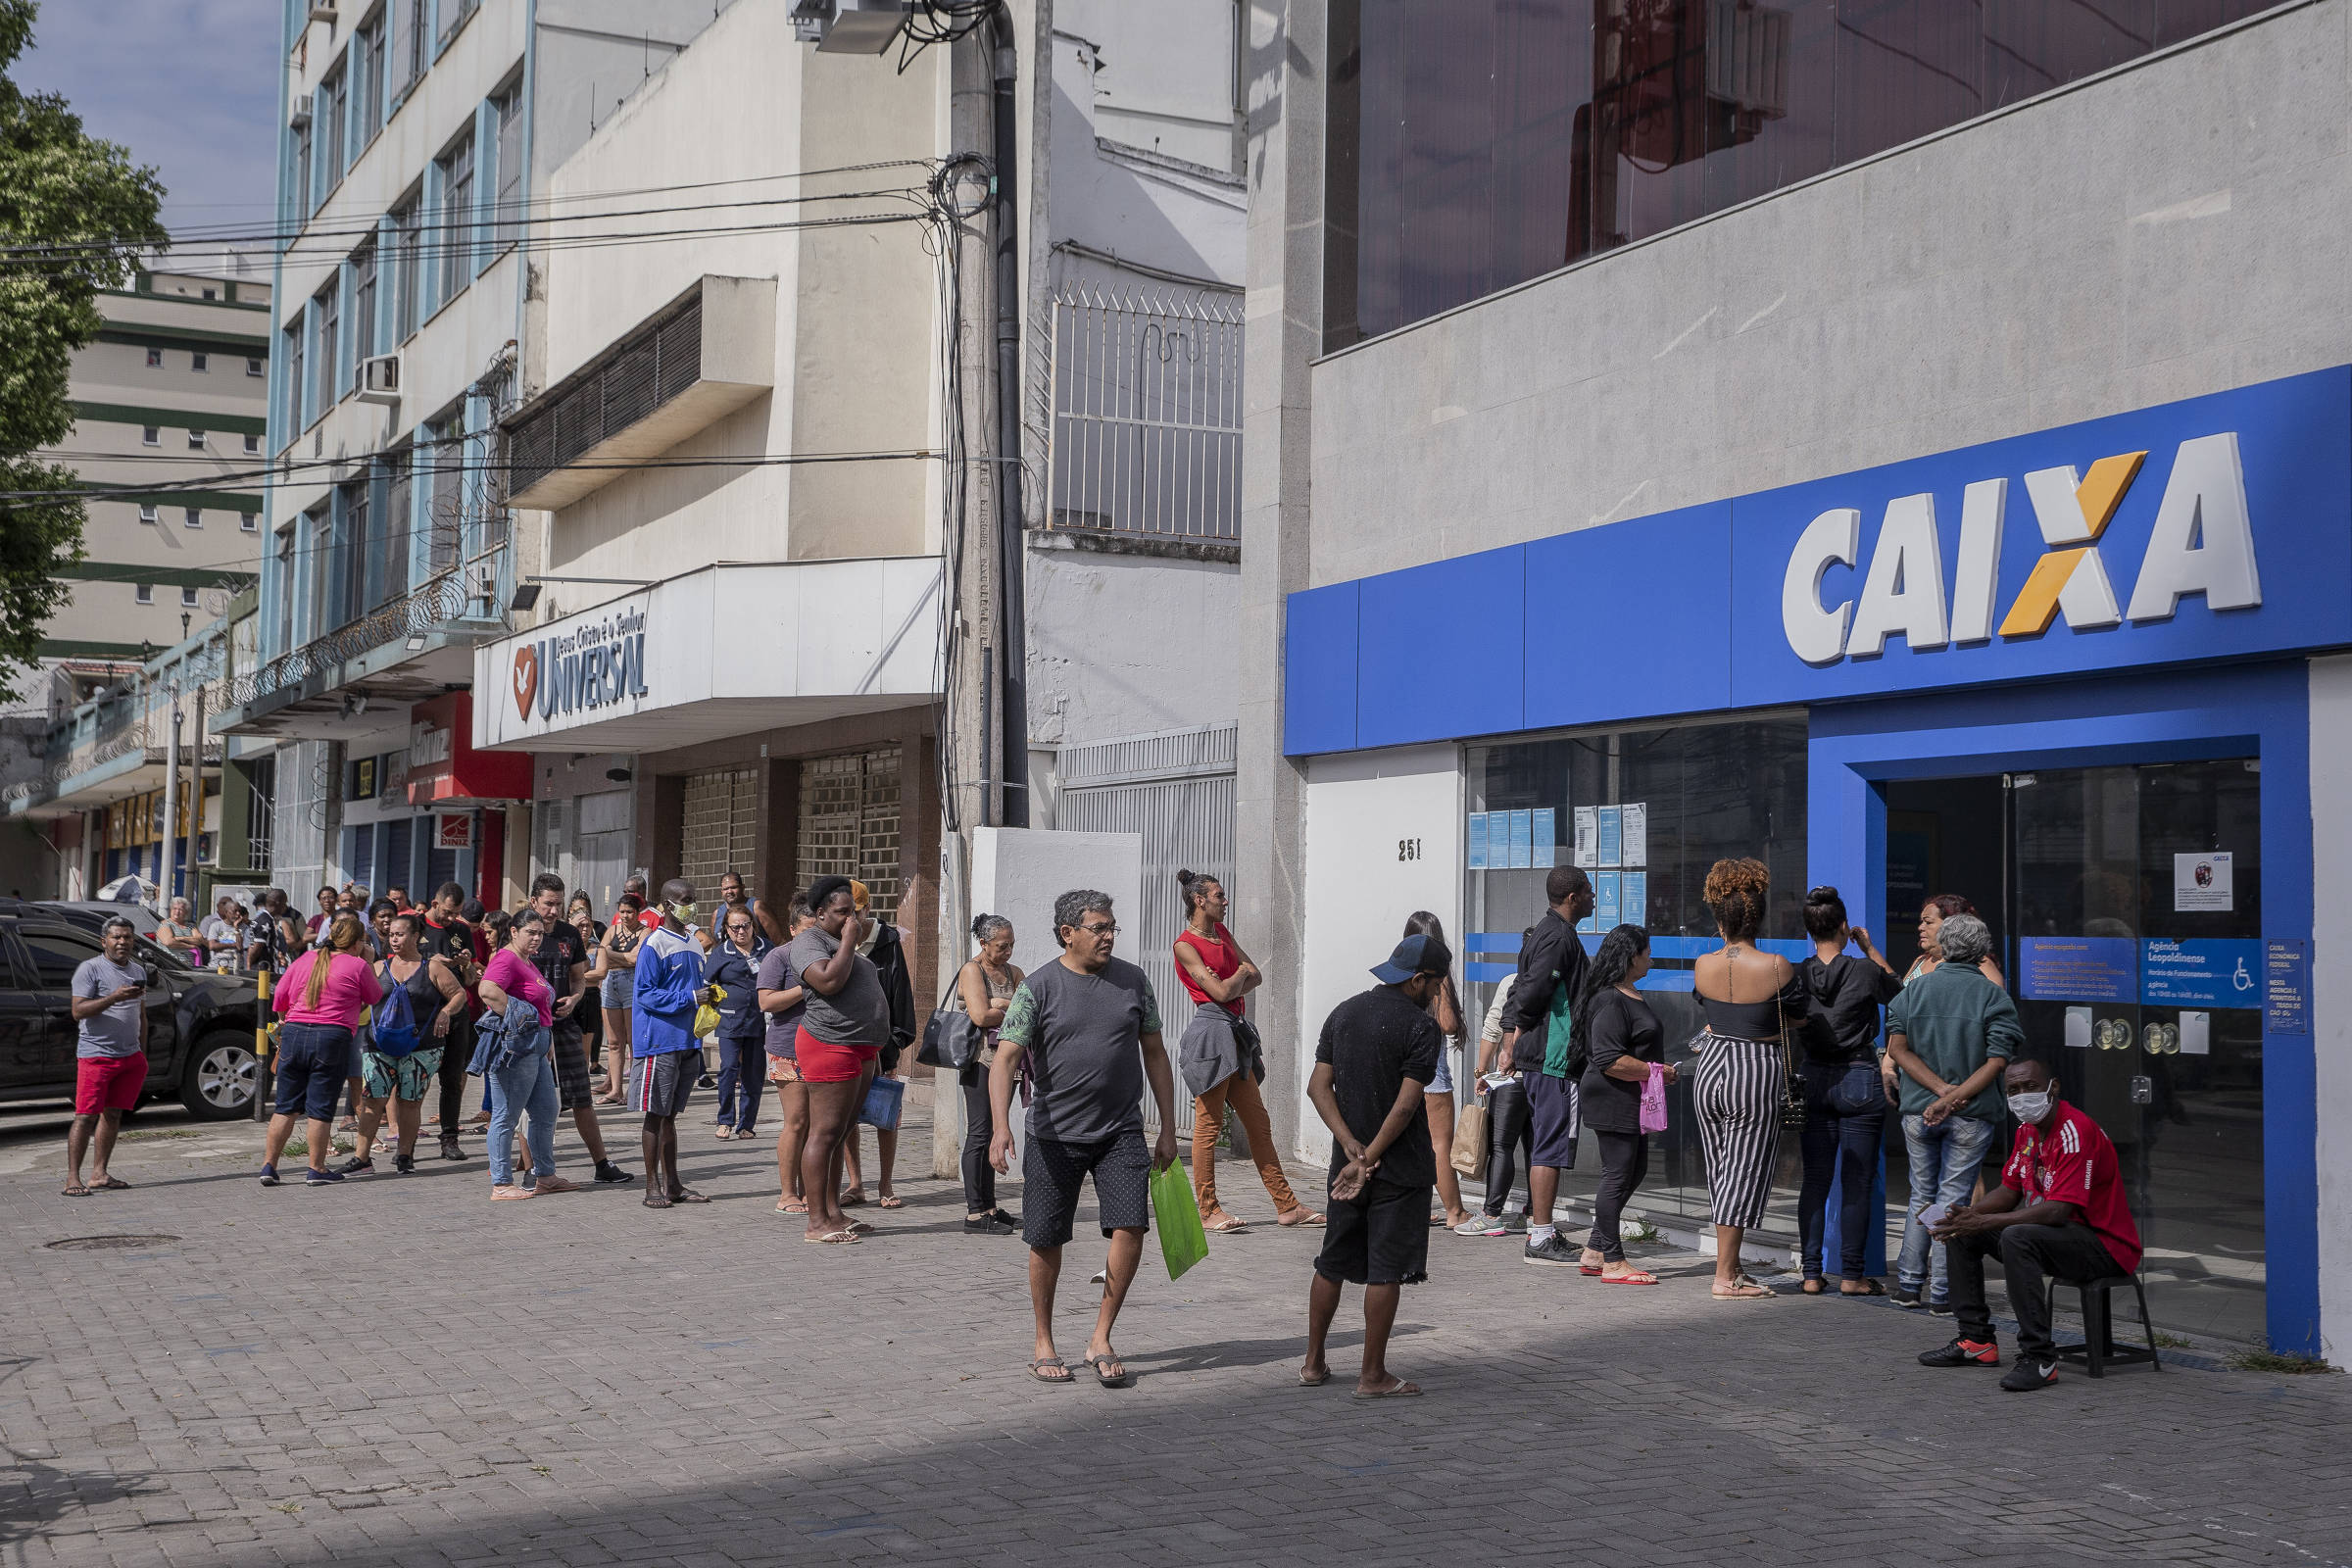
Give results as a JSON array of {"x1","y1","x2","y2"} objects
[{"x1": 992, "y1": 18, "x2": 1029, "y2": 827}]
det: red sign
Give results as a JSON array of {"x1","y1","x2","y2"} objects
[
  {"x1": 407, "y1": 692, "x2": 530, "y2": 807},
  {"x1": 435, "y1": 812, "x2": 473, "y2": 850}
]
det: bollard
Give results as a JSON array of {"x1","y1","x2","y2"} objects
[{"x1": 250, "y1": 966, "x2": 274, "y2": 1122}]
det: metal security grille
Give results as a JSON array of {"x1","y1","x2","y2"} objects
[
  {"x1": 795, "y1": 748, "x2": 903, "y2": 921},
  {"x1": 1056, "y1": 725, "x2": 1239, "y2": 1140},
  {"x1": 1050, "y1": 284, "x2": 1244, "y2": 541},
  {"x1": 679, "y1": 767, "x2": 759, "y2": 904},
  {"x1": 508, "y1": 292, "x2": 703, "y2": 496}
]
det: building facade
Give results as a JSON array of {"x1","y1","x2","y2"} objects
[{"x1": 1241, "y1": 0, "x2": 2349, "y2": 1357}]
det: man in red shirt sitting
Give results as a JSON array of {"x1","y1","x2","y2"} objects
[{"x1": 1917, "y1": 1057, "x2": 2143, "y2": 1392}]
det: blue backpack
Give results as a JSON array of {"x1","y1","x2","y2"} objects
[{"x1": 372, "y1": 963, "x2": 422, "y2": 1058}]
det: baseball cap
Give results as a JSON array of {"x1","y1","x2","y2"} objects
[{"x1": 1371, "y1": 932, "x2": 1450, "y2": 985}]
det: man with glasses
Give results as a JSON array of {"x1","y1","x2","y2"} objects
[
  {"x1": 527, "y1": 872, "x2": 632, "y2": 1185},
  {"x1": 989, "y1": 890, "x2": 1179, "y2": 1388}
]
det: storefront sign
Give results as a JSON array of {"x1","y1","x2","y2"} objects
[
  {"x1": 435, "y1": 812, "x2": 472, "y2": 850},
  {"x1": 514, "y1": 603, "x2": 650, "y2": 721},
  {"x1": 2018, "y1": 936, "x2": 2136, "y2": 1003},
  {"x1": 2266, "y1": 939, "x2": 2311, "y2": 1034},
  {"x1": 2174, "y1": 851, "x2": 2234, "y2": 911},
  {"x1": 2140, "y1": 938, "x2": 2261, "y2": 1006},
  {"x1": 405, "y1": 693, "x2": 529, "y2": 807}
]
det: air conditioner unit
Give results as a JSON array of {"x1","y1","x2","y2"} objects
[
  {"x1": 308, "y1": 2, "x2": 339, "y2": 21},
  {"x1": 357, "y1": 353, "x2": 402, "y2": 404},
  {"x1": 289, "y1": 93, "x2": 313, "y2": 129},
  {"x1": 805, "y1": 0, "x2": 911, "y2": 54}
]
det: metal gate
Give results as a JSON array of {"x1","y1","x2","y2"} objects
[
  {"x1": 795, "y1": 748, "x2": 903, "y2": 921},
  {"x1": 1056, "y1": 725, "x2": 1237, "y2": 1139},
  {"x1": 679, "y1": 768, "x2": 759, "y2": 904},
  {"x1": 538, "y1": 788, "x2": 634, "y2": 911}
]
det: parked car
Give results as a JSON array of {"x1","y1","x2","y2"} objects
[
  {"x1": 39, "y1": 900, "x2": 160, "y2": 936},
  {"x1": 0, "y1": 900, "x2": 265, "y2": 1119}
]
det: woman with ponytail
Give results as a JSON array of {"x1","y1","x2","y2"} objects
[
  {"x1": 1574, "y1": 925, "x2": 1674, "y2": 1282},
  {"x1": 1173, "y1": 870, "x2": 1322, "y2": 1232},
  {"x1": 1691, "y1": 858, "x2": 1806, "y2": 1299},
  {"x1": 261, "y1": 912, "x2": 385, "y2": 1187},
  {"x1": 953, "y1": 913, "x2": 1024, "y2": 1235}
]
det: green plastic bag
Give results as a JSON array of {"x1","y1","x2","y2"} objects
[{"x1": 1151, "y1": 1158, "x2": 1209, "y2": 1281}]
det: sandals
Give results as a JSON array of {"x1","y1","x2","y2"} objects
[
  {"x1": 1800, "y1": 1278, "x2": 1828, "y2": 1296},
  {"x1": 1083, "y1": 1351, "x2": 1130, "y2": 1389},
  {"x1": 1599, "y1": 1268, "x2": 1659, "y2": 1286},
  {"x1": 60, "y1": 1183, "x2": 91, "y2": 1197},
  {"x1": 491, "y1": 1186, "x2": 534, "y2": 1201},
  {"x1": 1712, "y1": 1274, "x2": 1776, "y2": 1299},
  {"x1": 804, "y1": 1228, "x2": 860, "y2": 1245},
  {"x1": 838, "y1": 1191, "x2": 868, "y2": 1208},
  {"x1": 1203, "y1": 1212, "x2": 1248, "y2": 1234},
  {"x1": 1351, "y1": 1379, "x2": 1422, "y2": 1399},
  {"x1": 876, "y1": 1194, "x2": 905, "y2": 1209},
  {"x1": 1276, "y1": 1208, "x2": 1327, "y2": 1228},
  {"x1": 666, "y1": 1189, "x2": 710, "y2": 1204},
  {"x1": 776, "y1": 1200, "x2": 809, "y2": 1214},
  {"x1": 1840, "y1": 1278, "x2": 1888, "y2": 1298},
  {"x1": 1298, "y1": 1366, "x2": 1330, "y2": 1387},
  {"x1": 1028, "y1": 1357, "x2": 1072, "y2": 1384}
]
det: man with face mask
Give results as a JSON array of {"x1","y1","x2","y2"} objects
[
  {"x1": 1918, "y1": 1057, "x2": 2143, "y2": 1391},
  {"x1": 1299, "y1": 933, "x2": 1449, "y2": 1397},
  {"x1": 631, "y1": 878, "x2": 711, "y2": 1208}
]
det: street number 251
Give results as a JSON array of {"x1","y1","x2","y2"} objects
[{"x1": 1396, "y1": 838, "x2": 1422, "y2": 861}]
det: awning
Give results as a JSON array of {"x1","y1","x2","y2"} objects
[{"x1": 471, "y1": 558, "x2": 941, "y2": 754}]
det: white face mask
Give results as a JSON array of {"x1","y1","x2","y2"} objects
[{"x1": 2007, "y1": 1090, "x2": 2054, "y2": 1124}]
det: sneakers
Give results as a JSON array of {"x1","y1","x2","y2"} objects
[
  {"x1": 1523, "y1": 1233, "x2": 1582, "y2": 1268},
  {"x1": 1918, "y1": 1336, "x2": 2000, "y2": 1368},
  {"x1": 594, "y1": 1160, "x2": 632, "y2": 1184},
  {"x1": 1500, "y1": 1210, "x2": 1529, "y2": 1234},
  {"x1": 439, "y1": 1133, "x2": 466, "y2": 1161},
  {"x1": 1455, "y1": 1213, "x2": 1509, "y2": 1237},
  {"x1": 305, "y1": 1166, "x2": 345, "y2": 1186},
  {"x1": 963, "y1": 1214, "x2": 1017, "y2": 1236},
  {"x1": 1890, "y1": 1284, "x2": 1925, "y2": 1309},
  {"x1": 2000, "y1": 1355, "x2": 2061, "y2": 1392},
  {"x1": 1928, "y1": 1298, "x2": 1955, "y2": 1317},
  {"x1": 258, "y1": 1163, "x2": 279, "y2": 1187},
  {"x1": 335, "y1": 1155, "x2": 375, "y2": 1177},
  {"x1": 696, "y1": 1073, "x2": 718, "y2": 1090},
  {"x1": 392, "y1": 1154, "x2": 416, "y2": 1175}
]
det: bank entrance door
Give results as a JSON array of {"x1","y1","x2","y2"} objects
[{"x1": 1885, "y1": 759, "x2": 2264, "y2": 1344}]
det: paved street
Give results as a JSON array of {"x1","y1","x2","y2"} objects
[{"x1": 3, "y1": 1086, "x2": 2349, "y2": 1568}]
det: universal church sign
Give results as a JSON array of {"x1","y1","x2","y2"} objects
[{"x1": 511, "y1": 602, "x2": 651, "y2": 723}]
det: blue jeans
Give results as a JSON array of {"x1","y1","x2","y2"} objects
[
  {"x1": 713, "y1": 1035, "x2": 765, "y2": 1131},
  {"x1": 1798, "y1": 1059, "x2": 1888, "y2": 1280},
  {"x1": 1897, "y1": 1112, "x2": 1997, "y2": 1298},
  {"x1": 488, "y1": 1046, "x2": 559, "y2": 1188}
]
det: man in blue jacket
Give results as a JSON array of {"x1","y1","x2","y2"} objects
[{"x1": 633, "y1": 877, "x2": 712, "y2": 1209}]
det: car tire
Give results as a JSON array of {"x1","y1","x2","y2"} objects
[{"x1": 180, "y1": 1034, "x2": 260, "y2": 1120}]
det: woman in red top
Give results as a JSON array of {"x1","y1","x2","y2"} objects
[
  {"x1": 261, "y1": 913, "x2": 385, "y2": 1187},
  {"x1": 1173, "y1": 870, "x2": 1322, "y2": 1233}
]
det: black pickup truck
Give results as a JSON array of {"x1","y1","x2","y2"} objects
[{"x1": 0, "y1": 900, "x2": 265, "y2": 1119}]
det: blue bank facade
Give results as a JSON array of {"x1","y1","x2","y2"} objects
[{"x1": 1285, "y1": 368, "x2": 2351, "y2": 1353}]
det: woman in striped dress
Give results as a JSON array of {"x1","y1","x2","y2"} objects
[{"x1": 1691, "y1": 857, "x2": 1806, "y2": 1300}]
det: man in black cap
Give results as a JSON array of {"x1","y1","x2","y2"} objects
[{"x1": 1299, "y1": 931, "x2": 1447, "y2": 1397}]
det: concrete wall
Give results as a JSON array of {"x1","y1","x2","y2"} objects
[
  {"x1": 2312, "y1": 654, "x2": 2352, "y2": 1362},
  {"x1": 1023, "y1": 537, "x2": 1240, "y2": 749}
]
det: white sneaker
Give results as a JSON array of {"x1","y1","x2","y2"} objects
[{"x1": 1455, "y1": 1214, "x2": 1508, "y2": 1237}]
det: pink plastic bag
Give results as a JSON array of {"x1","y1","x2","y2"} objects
[{"x1": 1639, "y1": 1063, "x2": 1669, "y2": 1134}]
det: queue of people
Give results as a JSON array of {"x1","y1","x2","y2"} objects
[{"x1": 65, "y1": 848, "x2": 2143, "y2": 1399}]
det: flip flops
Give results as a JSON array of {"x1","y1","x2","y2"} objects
[
  {"x1": 667, "y1": 1189, "x2": 710, "y2": 1204},
  {"x1": 1203, "y1": 1213, "x2": 1248, "y2": 1234},
  {"x1": 1276, "y1": 1209, "x2": 1327, "y2": 1228},
  {"x1": 876, "y1": 1194, "x2": 905, "y2": 1209},
  {"x1": 92, "y1": 1176, "x2": 130, "y2": 1190},
  {"x1": 1083, "y1": 1352, "x2": 1130, "y2": 1389},
  {"x1": 1298, "y1": 1367, "x2": 1330, "y2": 1387},
  {"x1": 1599, "y1": 1269, "x2": 1659, "y2": 1286},
  {"x1": 59, "y1": 1184, "x2": 91, "y2": 1197},
  {"x1": 804, "y1": 1229, "x2": 860, "y2": 1245},
  {"x1": 1028, "y1": 1357, "x2": 1072, "y2": 1384},
  {"x1": 1351, "y1": 1379, "x2": 1421, "y2": 1399}
]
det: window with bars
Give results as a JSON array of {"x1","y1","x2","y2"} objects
[
  {"x1": 794, "y1": 748, "x2": 904, "y2": 922},
  {"x1": 679, "y1": 768, "x2": 760, "y2": 906}
]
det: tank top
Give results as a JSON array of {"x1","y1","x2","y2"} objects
[
  {"x1": 381, "y1": 956, "x2": 442, "y2": 1027},
  {"x1": 1174, "y1": 924, "x2": 1244, "y2": 1017},
  {"x1": 1699, "y1": 956, "x2": 1804, "y2": 1041}
]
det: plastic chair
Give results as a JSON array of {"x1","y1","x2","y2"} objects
[{"x1": 2045, "y1": 1273, "x2": 2161, "y2": 1377}]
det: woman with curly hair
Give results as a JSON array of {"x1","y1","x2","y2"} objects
[{"x1": 1691, "y1": 858, "x2": 1806, "y2": 1299}]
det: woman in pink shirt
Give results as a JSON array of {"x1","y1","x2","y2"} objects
[
  {"x1": 477, "y1": 913, "x2": 577, "y2": 1200},
  {"x1": 260, "y1": 914, "x2": 385, "y2": 1187}
]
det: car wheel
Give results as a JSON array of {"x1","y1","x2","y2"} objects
[{"x1": 180, "y1": 1035, "x2": 259, "y2": 1120}]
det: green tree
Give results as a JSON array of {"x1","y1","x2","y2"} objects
[{"x1": 0, "y1": 0, "x2": 166, "y2": 703}]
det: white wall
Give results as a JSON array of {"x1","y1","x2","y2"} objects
[
  {"x1": 1296, "y1": 743, "x2": 1462, "y2": 1161},
  {"x1": 971, "y1": 825, "x2": 1145, "y2": 983},
  {"x1": 2311, "y1": 656, "x2": 2352, "y2": 1362},
  {"x1": 1024, "y1": 542, "x2": 1239, "y2": 747}
]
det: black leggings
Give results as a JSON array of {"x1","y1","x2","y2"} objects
[
  {"x1": 959, "y1": 1067, "x2": 995, "y2": 1214},
  {"x1": 436, "y1": 1013, "x2": 472, "y2": 1130},
  {"x1": 1481, "y1": 1078, "x2": 1536, "y2": 1216},
  {"x1": 1587, "y1": 1130, "x2": 1651, "y2": 1261}
]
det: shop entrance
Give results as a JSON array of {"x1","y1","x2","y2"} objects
[{"x1": 1884, "y1": 760, "x2": 2265, "y2": 1344}]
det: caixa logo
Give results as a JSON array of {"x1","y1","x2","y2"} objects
[{"x1": 1781, "y1": 433, "x2": 2261, "y2": 664}]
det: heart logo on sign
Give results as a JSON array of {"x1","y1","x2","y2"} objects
[{"x1": 512, "y1": 646, "x2": 539, "y2": 719}]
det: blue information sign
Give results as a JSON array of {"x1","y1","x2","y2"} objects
[
  {"x1": 1597, "y1": 806, "x2": 1623, "y2": 867},
  {"x1": 1507, "y1": 809, "x2": 1533, "y2": 868},
  {"x1": 2267, "y1": 939, "x2": 2311, "y2": 1034},
  {"x1": 1622, "y1": 870, "x2": 1647, "y2": 928},
  {"x1": 1532, "y1": 808, "x2": 1556, "y2": 868},
  {"x1": 2141, "y1": 939, "x2": 2264, "y2": 1006},
  {"x1": 2018, "y1": 936, "x2": 2136, "y2": 1004},
  {"x1": 1595, "y1": 871, "x2": 1621, "y2": 927},
  {"x1": 1466, "y1": 812, "x2": 1490, "y2": 870}
]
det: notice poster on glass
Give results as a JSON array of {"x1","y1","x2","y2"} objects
[
  {"x1": 1595, "y1": 871, "x2": 1622, "y2": 926},
  {"x1": 2018, "y1": 936, "x2": 2136, "y2": 1004},
  {"x1": 1597, "y1": 806, "x2": 1623, "y2": 867},
  {"x1": 1532, "y1": 808, "x2": 1557, "y2": 868},
  {"x1": 2174, "y1": 851, "x2": 2233, "y2": 911},
  {"x1": 1574, "y1": 807, "x2": 1598, "y2": 868},
  {"x1": 1621, "y1": 870, "x2": 1647, "y2": 927},
  {"x1": 1466, "y1": 812, "x2": 1490, "y2": 870},
  {"x1": 1620, "y1": 803, "x2": 1647, "y2": 868},
  {"x1": 1507, "y1": 809, "x2": 1533, "y2": 868}
]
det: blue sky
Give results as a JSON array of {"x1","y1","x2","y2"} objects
[{"x1": 20, "y1": 0, "x2": 282, "y2": 244}]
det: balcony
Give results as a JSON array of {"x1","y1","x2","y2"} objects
[
  {"x1": 5, "y1": 634, "x2": 230, "y2": 820},
  {"x1": 504, "y1": 275, "x2": 776, "y2": 512}
]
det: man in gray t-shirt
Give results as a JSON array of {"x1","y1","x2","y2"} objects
[
  {"x1": 65, "y1": 917, "x2": 149, "y2": 1196},
  {"x1": 989, "y1": 889, "x2": 1178, "y2": 1389}
]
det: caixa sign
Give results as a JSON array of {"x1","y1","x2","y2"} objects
[
  {"x1": 1781, "y1": 432, "x2": 2260, "y2": 664},
  {"x1": 1729, "y1": 368, "x2": 2352, "y2": 705}
]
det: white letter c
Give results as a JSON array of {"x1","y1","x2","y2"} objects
[{"x1": 1783, "y1": 508, "x2": 1860, "y2": 664}]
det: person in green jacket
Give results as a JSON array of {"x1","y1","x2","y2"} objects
[{"x1": 1885, "y1": 914, "x2": 2025, "y2": 1310}]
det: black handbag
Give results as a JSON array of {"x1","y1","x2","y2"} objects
[{"x1": 917, "y1": 970, "x2": 982, "y2": 1070}]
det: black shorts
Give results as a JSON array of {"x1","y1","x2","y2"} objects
[
  {"x1": 1315, "y1": 1178, "x2": 1432, "y2": 1287},
  {"x1": 1526, "y1": 1071, "x2": 1581, "y2": 1169},
  {"x1": 1022, "y1": 1130, "x2": 1152, "y2": 1250},
  {"x1": 550, "y1": 1017, "x2": 591, "y2": 1109},
  {"x1": 273, "y1": 1022, "x2": 352, "y2": 1122}
]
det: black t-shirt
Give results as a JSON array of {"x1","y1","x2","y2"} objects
[
  {"x1": 1315, "y1": 985, "x2": 1440, "y2": 1192},
  {"x1": 1799, "y1": 953, "x2": 1904, "y2": 1064},
  {"x1": 1507, "y1": 910, "x2": 1591, "y2": 1073},
  {"x1": 532, "y1": 918, "x2": 588, "y2": 1004},
  {"x1": 1578, "y1": 987, "x2": 1665, "y2": 1135}
]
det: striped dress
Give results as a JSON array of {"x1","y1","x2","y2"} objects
[{"x1": 1691, "y1": 969, "x2": 1805, "y2": 1229}]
